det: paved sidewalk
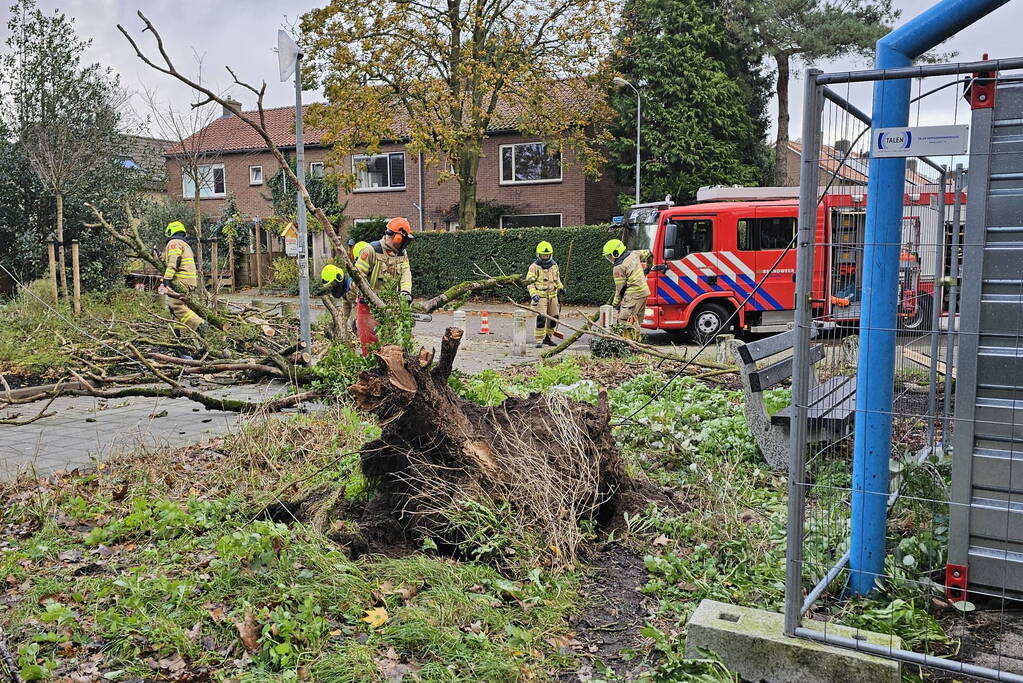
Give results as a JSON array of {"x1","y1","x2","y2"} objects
[{"x1": 0, "y1": 381, "x2": 289, "y2": 479}]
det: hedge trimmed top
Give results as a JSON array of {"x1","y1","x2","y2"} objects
[{"x1": 407, "y1": 225, "x2": 619, "y2": 305}]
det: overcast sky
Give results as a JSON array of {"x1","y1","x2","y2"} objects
[{"x1": 2, "y1": 0, "x2": 1021, "y2": 147}]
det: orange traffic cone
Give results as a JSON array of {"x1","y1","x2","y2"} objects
[{"x1": 479, "y1": 311, "x2": 492, "y2": 334}]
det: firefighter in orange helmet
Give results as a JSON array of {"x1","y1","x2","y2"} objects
[{"x1": 353, "y1": 217, "x2": 415, "y2": 354}]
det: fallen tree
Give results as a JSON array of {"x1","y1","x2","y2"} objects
[{"x1": 349, "y1": 327, "x2": 627, "y2": 566}]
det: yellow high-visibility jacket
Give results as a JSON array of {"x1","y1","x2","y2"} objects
[
  {"x1": 611, "y1": 249, "x2": 651, "y2": 307},
  {"x1": 525, "y1": 259, "x2": 564, "y2": 299},
  {"x1": 355, "y1": 241, "x2": 412, "y2": 294},
  {"x1": 162, "y1": 238, "x2": 197, "y2": 288}
]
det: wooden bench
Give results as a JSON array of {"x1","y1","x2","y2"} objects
[{"x1": 732, "y1": 327, "x2": 856, "y2": 470}]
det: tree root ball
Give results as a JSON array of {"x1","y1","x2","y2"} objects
[{"x1": 350, "y1": 327, "x2": 631, "y2": 566}]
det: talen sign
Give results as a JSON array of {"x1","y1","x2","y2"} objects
[{"x1": 871, "y1": 124, "x2": 969, "y2": 158}]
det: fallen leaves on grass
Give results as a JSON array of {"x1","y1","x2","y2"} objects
[
  {"x1": 236, "y1": 609, "x2": 260, "y2": 653},
  {"x1": 375, "y1": 647, "x2": 420, "y2": 682},
  {"x1": 362, "y1": 606, "x2": 389, "y2": 628}
]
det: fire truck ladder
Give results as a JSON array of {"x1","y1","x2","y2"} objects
[{"x1": 949, "y1": 76, "x2": 1023, "y2": 597}]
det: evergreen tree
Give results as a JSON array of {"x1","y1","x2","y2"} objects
[{"x1": 609, "y1": 0, "x2": 772, "y2": 206}]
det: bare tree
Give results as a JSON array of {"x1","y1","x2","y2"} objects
[{"x1": 142, "y1": 76, "x2": 222, "y2": 300}]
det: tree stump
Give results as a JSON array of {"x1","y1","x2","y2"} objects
[{"x1": 350, "y1": 327, "x2": 626, "y2": 565}]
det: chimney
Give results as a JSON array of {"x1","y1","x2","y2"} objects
[
  {"x1": 222, "y1": 97, "x2": 241, "y2": 118},
  {"x1": 834, "y1": 139, "x2": 852, "y2": 154}
]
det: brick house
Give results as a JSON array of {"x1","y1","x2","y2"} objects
[
  {"x1": 164, "y1": 98, "x2": 621, "y2": 273},
  {"x1": 776, "y1": 139, "x2": 935, "y2": 187}
]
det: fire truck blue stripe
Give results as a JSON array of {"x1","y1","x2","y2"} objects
[
  {"x1": 719, "y1": 275, "x2": 764, "y2": 311},
  {"x1": 738, "y1": 274, "x2": 785, "y2": 310},
  {"x1": 656, "y1": 285, "x2": 678, "y2": 304},
  {"x1": 660, "y1": 278, "x2": 693, "y2": 303}
]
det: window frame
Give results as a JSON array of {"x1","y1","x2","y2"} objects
[
  {"x1": 182, "y1": 163, "x2": 226, "y2": 199},
  {"x1": 351, "y1": 152, "x2": 406, "y2": 192},
  {"x1": 309, "y1": 161, "x2": 325, "y2": 178},
  {"x1": 499, "y1": 142, "x2": 563, "y2": 186},
  {"x1": 249, "y1": 165, "x2": 263, "y2": 186},
  {"x1": 498, "y1": 213, "x2": 563, "y2": 229},
  {"x1": 735, "y1": 216, "x2": 796, "y2": 251}
]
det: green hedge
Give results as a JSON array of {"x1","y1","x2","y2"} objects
[{"x1": 408, "y1": 225, "x2": 617, "y2": 305}]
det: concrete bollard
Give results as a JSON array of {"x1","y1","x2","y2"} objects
[
  {"x1": 599, "y1": 304, "x2": 614, "y2": 329},
  {"x1": 715, "y1": 334, "x2": 735, "y2": 364},
  {"x1": 512, "y1": 309, "x2": 528, "y2": 355},
  {"x1": 453, "y1": 309, "x2": 467, "y2": 332}
]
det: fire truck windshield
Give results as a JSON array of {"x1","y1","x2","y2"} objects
[{"x1": 624, "y1": 207, "x2": 659, "y2": 251}]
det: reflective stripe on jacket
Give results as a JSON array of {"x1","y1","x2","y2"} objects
[
  {"x1": 355, "y1": 241, "x2": 412, "y2": 293},
  {"x1": 611, "y1": 249, "x2": 650, "y2": 306},
  {"x1": 162, "y1": 238, "x2": 197, "y2": 286},
  {"x1": 525, "y1": 259, "x2": 563, "y2": 299}
]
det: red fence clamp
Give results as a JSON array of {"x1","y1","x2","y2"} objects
[
  {"x1": 945, "y1": 563, "x2": 969, "y2": 602},
  {"x1": 967, "y1": 53, "x2": 996, "y2": 109}
]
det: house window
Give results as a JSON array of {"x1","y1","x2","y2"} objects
[
  {"x1": 499, "y1": 214, "x2": 562, "y2": 229},
  {"x1": 183, "y1": 164, "x2": 226, "y2": 199},
  {"x1": 249, "y1": 165, "x2": 263, "y2": 186},
  {"x1": 353, "y1": 152, "x2": 405, "y2": 191},
  {"x1": 309, "y1": 162, "x2": 324, "y2": 178},
  {"x1": 500, "y1": 142, "x2": 562, "y2": 185}
]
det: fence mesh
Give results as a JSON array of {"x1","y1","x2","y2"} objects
[{"x1": 788, "y1": 65, "x2": 1023, "y2": 680}]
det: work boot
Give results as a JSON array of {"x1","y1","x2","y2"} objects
[
  {"x1": 535, "y1": 341, "x2": 544, "y2": 348},
  {"x1": 543, "y1": 336, "x2": 557, "y2": 347}
]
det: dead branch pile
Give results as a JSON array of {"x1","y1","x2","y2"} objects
[{"x1": 351, "y1": 327, "x2": 627, "y2": 566}]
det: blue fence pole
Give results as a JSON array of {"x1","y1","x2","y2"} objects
[{"x1": 848, "y1": 0, "x2": 1012, "y2": 595}]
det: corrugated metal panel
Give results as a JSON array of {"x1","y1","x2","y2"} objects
[{"x1": 950, "y1": 80, "x2": 1023, "y2": 596}]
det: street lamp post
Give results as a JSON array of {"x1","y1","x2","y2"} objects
[
  {"x1": 278, "y1": 30, "x2": 312, "y2": 352},
  {"x1": 614, "y1": 76, "x2": 641, "y2": 204}
]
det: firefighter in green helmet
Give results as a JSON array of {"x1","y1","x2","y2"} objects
[
  {"x1": 603, "y1": 238, "x2": 651, "y2": 339},
  {"x1": 158, "y1": 221, "x2": 206, "y2": 334},
  {"x1": 525, "y1": 240, "x2": 564, "y2": 347}
]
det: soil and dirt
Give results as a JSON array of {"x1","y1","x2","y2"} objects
[{"x1": 564, "y1": 546, "x2": 654, "y2": 680}]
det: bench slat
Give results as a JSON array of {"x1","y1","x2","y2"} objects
[
  {"x1": 737, "y1": 325, "x2": 818, "y2": 364},
  {"x1": 771, "y1": 376, "x2": 856, "y2": 431},
  {"x1": 748, "y1": 344, "x2": 825, "y2": 392}
]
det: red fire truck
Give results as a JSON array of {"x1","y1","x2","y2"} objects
[{"x1": 622, "y1": 186, "x2": 963, "y2": 341}]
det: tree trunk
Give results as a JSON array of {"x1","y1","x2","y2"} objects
[
  {"x1": 193, "y1": 190, "x2": 206, "y2": 300},
  {"x1": 55, "y1": 192, "x2": 69, "y2": 303},
  {"x1": 456, "y1": 150, "x2": 480, "y2": 232},
  {"x1": 349, "y1": 327, "x2": 628, "y2": 565},
  {"x1": 773, "y1": 52, "x2": 792, "y2": 186}
]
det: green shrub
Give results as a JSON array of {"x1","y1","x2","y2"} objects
[
  {"x1": 269, "y1": 258, "x2": 299, "y2": 294},
  {"x1": 408, "y1": 225, "x2": 617, "y2": 305}
]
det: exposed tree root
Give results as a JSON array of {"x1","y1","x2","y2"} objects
[{"x1": 348, "y1": 327, "x2": 629, "y2": 567}]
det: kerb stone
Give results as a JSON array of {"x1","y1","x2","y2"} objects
[{"x1": 685, "y1": 599, "x2": 901, "y2": 683}]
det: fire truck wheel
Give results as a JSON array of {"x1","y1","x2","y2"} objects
[
  {"x1": 688, "y1": 302, "x2": 730, "y2": 344},
  {"x1": 899, "y1": 294, "x2": 932, "y2": 333}
]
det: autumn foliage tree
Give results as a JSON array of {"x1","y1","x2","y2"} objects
[{"x1": 299, "y1": 0, "x2": 616, "y2": 232}]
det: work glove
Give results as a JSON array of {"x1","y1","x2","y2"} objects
[
  {"x1": 400, "y1": 291, "x2": 413, "y2": 305},
  {"x1": 531, "y1": 295, "x2": 540, "y2": 305}
]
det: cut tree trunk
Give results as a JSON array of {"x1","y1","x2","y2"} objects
[{"x1": 350, "y1": 327, "x2": 627, "y2": 565}]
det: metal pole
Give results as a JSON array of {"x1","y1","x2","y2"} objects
[
  {"x1": 794, "y1": 627, "x2": 1023, "y2": 682},
  {"x1": 926, "y1": 168, "x2": 947, "y2": 448},
  {"x1": 294, "y1": 55, "x2": 312, "y2": 352},
  {"x1": 635, "y1": 89, "x2": 641, "y2": 204},
  {"x1": 942, "y1": 164, "x2": 965, "y2": 438},
  {"x1": 784, "y1": 68, "x2": 824, "y2": 636}
]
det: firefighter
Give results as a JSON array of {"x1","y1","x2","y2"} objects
[
  {"x1": 525, "y1": 241, "x2": 564, "y2": 348},
  {"x1": 353, "y1": 217, "x2": 415, "y2": 354},
  {"x1": 603, "y1": 238, "x2": 651, "y2": 338},
  {"x1": 321, "y1": 263, "x2": 354, "y2": 339},
  {"x1": 158, "y1": 221, "x2": 206, "y2": 337}
]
